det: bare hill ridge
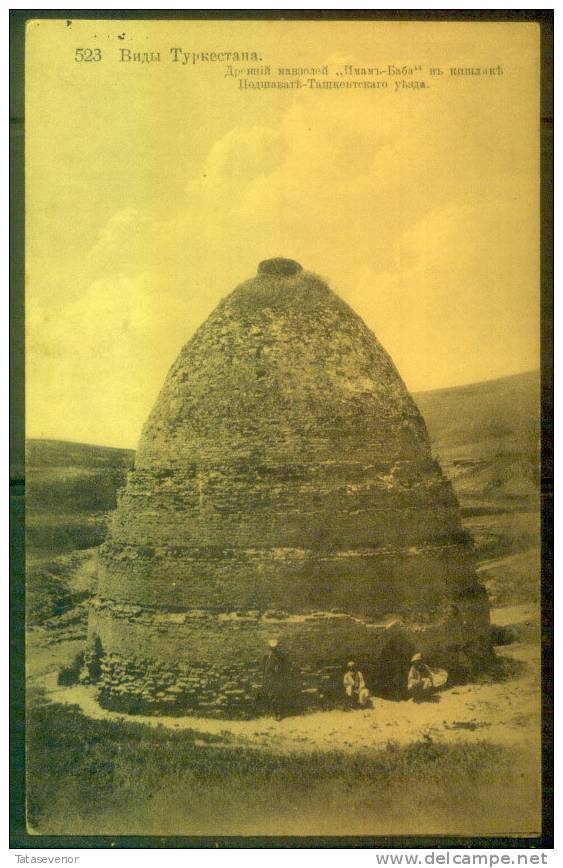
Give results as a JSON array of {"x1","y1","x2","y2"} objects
[
  {"x1": 26, "y1": 439, "x2": 135, "y2": 469},
  {"x1": 415, "y1": 370, "x2": 540, "y2": 456},
  {"x1": 416, "y1": 370, "x2": 540, "y2": 512}
]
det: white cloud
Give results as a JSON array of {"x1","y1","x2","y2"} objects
[{"x1": 27, "y1": 97, "x2": 539, "y2": 445}]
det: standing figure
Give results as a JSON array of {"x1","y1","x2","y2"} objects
[
  {"x1": 376, "y1": 619, "x2": 415, "y2": 700},
  {"x1": 343, "y1": 661, "x2": 371, "y2": 708},
  {"x1": 262, "y1": 639, "x2": 291, "y2": 720}
]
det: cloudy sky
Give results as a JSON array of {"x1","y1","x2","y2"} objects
[{"x1": 26, "y1": 19, "x2": 540, "y2": 448}]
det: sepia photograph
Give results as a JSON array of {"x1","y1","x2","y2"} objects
[{"x1": 12, "y1": 10, "x2": 551, "y2": 845}]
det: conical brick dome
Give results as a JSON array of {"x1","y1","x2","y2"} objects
[{"x1": 90, "y1": 260, "x2": 490, "y2": 716}]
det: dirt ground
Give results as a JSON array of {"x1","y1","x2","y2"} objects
[{"x1": 28, "y1": 603, "x2": 541, "y2": 759}]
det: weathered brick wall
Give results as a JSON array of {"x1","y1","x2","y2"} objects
[
  {"x1": 97, "y1": 541, "x2": 477, "y2": 615},
  {"x1": 87, "y1": 602, "x2": 487, "y2": 717},
  {"x1": 90, "y1": 262, "x2": 491, "y2": 716},
  {"x1": 107, "y1": 463, "x2": 461, "y2": 549},
  {"x1": 135, "y1": 275, "x2": 431, "y2": 470}
]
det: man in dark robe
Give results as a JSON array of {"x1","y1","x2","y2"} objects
[
  {"x1": 376, "y1": 620, "x2": 415, "y2": 701},
  {"x1": 262, "y1": 639, "x2": 291, "y2": 720}
]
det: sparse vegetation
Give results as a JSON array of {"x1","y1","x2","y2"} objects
[
  {"x1": 25, "y1": 440, "x2": 130, "y2": 620},
  {"x1": 26, "y1": 513, "x2": 110, "y2": 558},
  {"x1": 478, "y1": 548, "x2": 541, "y2": 607},
  {"x1": 26, "y1": 551, "x2": 95, "y2": 624},
  {"x1": 27, "y1": 700, "x2": 539, "y2": 836}
]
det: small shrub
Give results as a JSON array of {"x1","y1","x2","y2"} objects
[{"x1": 57, "y1": 652, "x2": 84, "y2": 686}]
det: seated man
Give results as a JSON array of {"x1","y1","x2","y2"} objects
[
  {"x1": 407, "y1": 652, "x2": 435, "y2": 703},
  {"x1": 343, "y1": 661, "x2": 371, "y2": 708}
]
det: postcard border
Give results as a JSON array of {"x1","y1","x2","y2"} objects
[{"x1": 9, "y1": 7, "x2": 554, "y2": 850}]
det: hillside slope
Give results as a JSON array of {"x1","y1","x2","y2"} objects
[
  {"x1": 26, "y1": 439, "x2": 135, "y2": 469},
  {"x1": 414, "y1": 370, "x2": 540, "y2": 511},
  {"x1": 414, "y1": 370, "x2": 540, "y2": 455},
  {"x1": 26, "y1": 440, "x2": 134, "y2": 561}
]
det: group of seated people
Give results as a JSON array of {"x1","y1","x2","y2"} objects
[{"x1": 343, "y1": 652, "x2": 448, "y2": 708}]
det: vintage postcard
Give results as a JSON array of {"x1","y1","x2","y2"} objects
[{"x1": 15, "y1": 12, "x2": 549, "y2": 844}]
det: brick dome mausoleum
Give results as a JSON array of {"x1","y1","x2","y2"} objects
[{"x1": 88, "y1": 258, "x2": 491, "y2": 716}]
